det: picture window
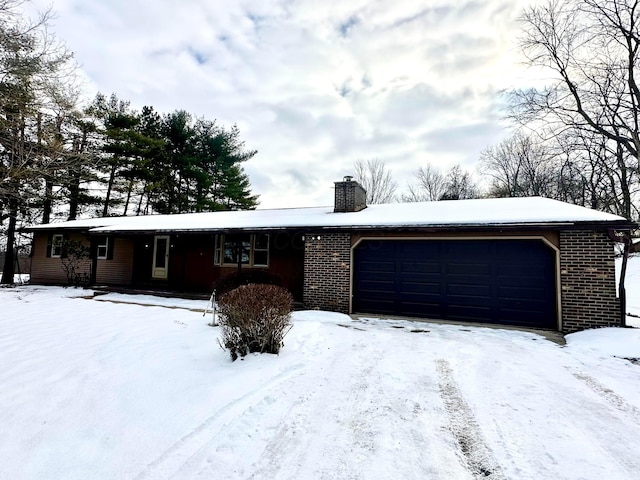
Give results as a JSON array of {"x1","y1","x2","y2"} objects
[{"x1": 214, "y1": 234, "x2": 269, "y2": 267}]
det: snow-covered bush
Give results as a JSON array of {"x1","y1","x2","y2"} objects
[{"x1": 217, "y1": 284, "x2": 293, "y2": 361}]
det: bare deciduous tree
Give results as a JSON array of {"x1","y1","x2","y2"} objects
[
  {"x1": 480, "y1": 133, "x2": 557, "y2": 198},
  {"x1": 353, "y1": 158, "x2": 397, "y2": 204},
  {"x1": 403, "y1": 163, "x2": 480, "y2": 201},
  {"x1": 511, "y1": 0, "x2": 640, "y2": 219},
  {"x1": 402, "y1": 164, "x2": 446, "y2": 202},
  {"x1": 440, "y1": 164, "x2": 480, "y2": 200}
]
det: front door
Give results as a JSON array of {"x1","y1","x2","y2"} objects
[{"x1": 152, "y1": 235, "x2": 170, "y2": 280}]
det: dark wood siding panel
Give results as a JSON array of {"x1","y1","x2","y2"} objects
[
  {"x1": 269, "y1": 232, "x2": 304, "y2": 300},
  {"x1": 169, "y1": 232, "x2": 305, "y2": 299},
  {"x1": 159, "y1": 232, "x2": 303, "y2": 297},
  {"x1": 96, "y1": 238, "x2": 134, "y2": 285},
  {"x1": 167, "y1": 234, "x2": 215, "y2": 291},
  {"x1": 30, "y1": 232, "x2": 91, "y2": 285}
]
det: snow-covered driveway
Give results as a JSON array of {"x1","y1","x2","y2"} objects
[{"x1": 1, "y1": 287, "x2": 639, "y2": 480}]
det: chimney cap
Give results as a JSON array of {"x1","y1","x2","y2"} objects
[{"x1": 343, "y1": 175, "x2": 353, "y2": 182}]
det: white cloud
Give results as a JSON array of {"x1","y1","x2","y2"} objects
[{"x1": 26, "y1": 0, "x2": 540, "y2": 208}]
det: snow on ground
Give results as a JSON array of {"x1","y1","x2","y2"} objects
[
  {"x1": 0, "y1": 274, "x2": 30, "y2": 284},
  {"x1": 1, "y1": 286, "x2": 640, "y2": 480},
  {"x1": 93, "y1": 292, "x2": 211, "y2": 311}
]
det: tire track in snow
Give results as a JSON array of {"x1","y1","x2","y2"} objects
[
  {"x1": 132, "y1": 361, "x2": 308, "y2": 480},
  {"x1": 248, "y1": 340, "x2": 385, "y2": 480},
  {"x1": 246, "y1": 333, "x2": 453, "y2": 480},
  {"x1": 436, "y1": 359, "x2": 505, "y2": 480},
  {"x1": 572, "y1": 372, "x2": 640, "y2": 424},
  {"x1": 551, "y1": 370, "x2": 640, "y2": 478}
]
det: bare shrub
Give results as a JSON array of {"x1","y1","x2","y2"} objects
[
  {"x1": 59, "y1": 240, "x2": 91, "y2": 287},
  {"x1": 217, "y1": 284, "x2": 293, "y2": 361},
  {"x1": 214, "y1": 269, "x2": 283, "y2": 296}
]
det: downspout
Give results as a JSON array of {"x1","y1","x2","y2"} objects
[{"x1": 608, "y1": 230, "x2": 631, "y2": 327}]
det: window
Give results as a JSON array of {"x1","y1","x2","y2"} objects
[
  {"x1": 214, "y1": 234, "x2": 269, "y2": 267},
  {"x1": 224, "y1": 234, "x2": 251, "y2": 265},
  {"x1": 97, "y1": 237, "x2": 109, "y2": 260},
  {"x1": 253, "y1": 234, "x2": 269, "y2": 267},
  {"x1": 51, "y1": 234, "x2": 64, "y2": 258}
]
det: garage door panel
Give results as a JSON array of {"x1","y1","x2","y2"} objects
[
  {"x1": 399, "y1": 242, "x2": 442, "y2": 256},
  {"x1": 359, "y1": 298, "x2": 396, "y2": 314},
  {"x1": 401, "y1": 294, "x2": 442, "y2": 306},
  {"x1": 447, "y1": 295, "x2": 495, "y2": 309},
  {"x1": 399, "y1": 281, "x2": 441, "y2": 294},
  {"x1": 446, "y1": 241, "x2": 491, "y2": 256},
  {"x1": 447, "y1": 304, "x2": 493, "y2": 321},
  {"x1": 447, "y1": 263, "x2": 491, "y2": 276},
  {"x1": 497, "y1": 264, "x2": 549, "y2": 278},
  {"x1": 402, "y1": 302, "x2": 443, "y2": 317},
  {"x1": 358, "y1": 260, "x2": 395, "y2": 273},
  {"x1": 353, "y1": 239, "x2": 557, "y2": 329},
  {"x1": 400, "y1": 262, "x2": 441, "y2": 274},
  {"x1": 361, "y1": 282, "x2": 393, "y2": 295},
  {"x1": 447, "y1": 283, "x2": 491, "y2": 297},
  {"x1": 498, "y1": 285, "x2": 548, "y2": 298}
]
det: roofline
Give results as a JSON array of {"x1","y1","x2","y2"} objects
[
  {"x1": 26, "y1": 219, "x2": 637, "y2": 235},
  {"x1": 21, "y1": 225, "x2": 109, "y2": 233}
]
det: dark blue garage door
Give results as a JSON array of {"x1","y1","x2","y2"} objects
[{"x1": 353, "y1": 239, "x2": 557, "y2": 328}]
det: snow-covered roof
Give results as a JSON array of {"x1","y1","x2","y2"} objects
[{"x1": 26, "y1": 197, "x2": 633, "y2": 233}]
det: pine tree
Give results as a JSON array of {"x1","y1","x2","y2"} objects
[{"x1": 0, "y1": 2, "x2": 77, "y2": 283}]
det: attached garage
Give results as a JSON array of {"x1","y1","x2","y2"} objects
[{"x1": 352, "y1": 238, "x2": 558, "y2": 329}]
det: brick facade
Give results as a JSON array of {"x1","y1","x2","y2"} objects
[
  {"x1": 303, "y1": 233, "x2": 351, "y2": 312},
  {"x1": 559, "y1": 230, "x2": 621, "y2": 333}
]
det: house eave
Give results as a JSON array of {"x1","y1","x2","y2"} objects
[{"x1": 61, "y1": 219, "x2": 638, "y2": 236}]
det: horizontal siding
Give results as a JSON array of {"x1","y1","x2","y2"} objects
[
  {"x1": 96, "y1": 238, "x2": 134, "y2": 285},
  {"x1": 30, "y1": 232, "x2": 91, "y2": 285}
]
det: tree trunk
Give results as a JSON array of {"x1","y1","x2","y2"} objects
[
  {"x1": 68, "y1": 168, "x2": 80, "y2": 220},
  {"x1": 103, "y1": 163, "x2": 117, "y2": 217},
  {"x1": 616, "y1": 145, "x2": 633, "y2": 220},
  {"x1": 43, "y1": 177, "x2": 53, "y2": 223},
  {"x1": 1, "y1": 197, "x2": 18, "y2": 284},
  {"x1": 38, "y1": 112, "x2": 54, "y2": 224},
  {"x1": 123, "y1": 178, "x2": 134, "y2": 215},
  {"x1": 136, "y1": 182, "x2": 147, "y2": 215}
]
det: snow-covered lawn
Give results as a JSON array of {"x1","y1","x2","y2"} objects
[
  {"x1": 1, "y1": 282, "x2": 639, "y2": 480},
  {"x1": 0, "y1": 256, "x2": 638, "y2": 479}
]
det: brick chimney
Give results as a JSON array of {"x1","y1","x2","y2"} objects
[{"x1": 334, "y1": 176, "x2": 367, "y2": 212}]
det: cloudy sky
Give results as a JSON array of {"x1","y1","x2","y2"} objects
[{"x1": 27, "y1": 0, "x2": 540, "y2": 208}]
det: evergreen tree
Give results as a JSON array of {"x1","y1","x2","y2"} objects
[{"x1": 0, "y1": 2, "x2": 77, "y2": 283}]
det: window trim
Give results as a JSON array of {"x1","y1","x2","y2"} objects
[
  {"x1": 97, "y1": 237, "x2": 109, "y2": 260},
  {"x1": 214, "y1": 234, "x2": 269, "y2": 268},
  {"x1": 252, "y1": 233, "x2": 269, "y2": 267},
  {"x1": 51, "y1": 234, "x2": 64, "y2": 258}
]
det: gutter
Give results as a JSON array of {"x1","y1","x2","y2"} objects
[{"x1": 77, "y1": 220, "x2": 638, "y2": 235}]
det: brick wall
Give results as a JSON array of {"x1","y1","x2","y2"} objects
[
  {"x1": 334, "y1": 180, "x2": 366, "y2": 212},
  {"x1": 303, "y1": 233, "x2": 351, "y2": 312},
  {"x1": 560, "y1": 230, "x2": 621, "y2": 333}
]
